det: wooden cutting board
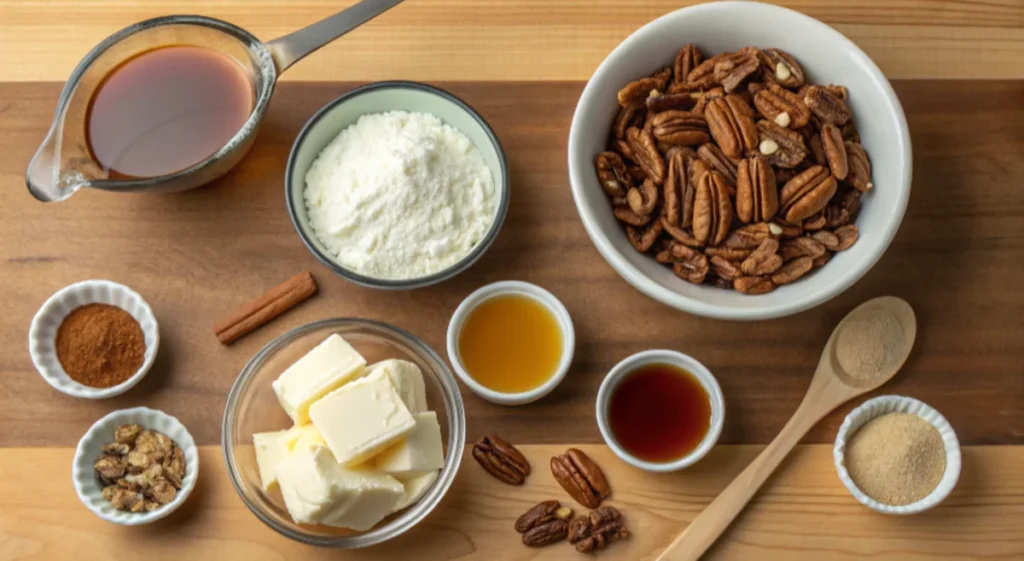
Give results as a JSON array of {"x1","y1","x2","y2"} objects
[{"x1": 1, "y1": 1, "x2": 1023, "y2": 559}]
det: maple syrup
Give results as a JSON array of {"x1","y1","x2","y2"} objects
[
  {"x1": 458, "y1": 294, "x2": 563, "y2": 393},
  {"x1": 608, "y1": 363, "x2": 711, "y2": 463},
  {"x1": 86, "y1": 45, "x2": 254, "y2": 178}
]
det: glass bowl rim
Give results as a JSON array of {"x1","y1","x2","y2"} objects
[{"x1": 221, "y1": 317, "x2": 466, "y2": 548}]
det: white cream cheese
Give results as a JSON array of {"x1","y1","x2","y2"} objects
[{"x1": 303, "y1": 110, "x2": 497, "y2": 280}]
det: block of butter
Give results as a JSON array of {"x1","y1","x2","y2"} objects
[
  {"x1": 253, "y1": 430, "x2": 291, "y2": 492},
  {"x1": 275, "y1": 446, "x2": 403, "y2": 530},
  {"x1": 272, "y1": 334, "x2": 367, "y2": 424},
  {"x1": 285, "y1": 423, "x2": 325, "y2": 452},
  {"x1": 392, "y1": 469, "x2": 440, "y2": 513},
  {"x1": 369, "y1": 359, "x2": 428, "y2": 413},
  {"x1": 309, "y1": 368, "x2": 416, "y2": 466},
  {"x1": 373, "y1": 411, "x2": 445, "y2": 478}
]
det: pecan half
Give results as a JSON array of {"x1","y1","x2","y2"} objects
[
  {"x1": 824, "y1": 204, "x2": 851, "y2": 228},
  {"x1": 626, "y1": 127, "x2": 666, "y2": 184},
  {"x1": 821, "y1": 123, "x2": 848, "y2": 179},
  {"x1": 626, "y1": 178, "x2": 658, "y2": 216},
  {"x1": 714, "y1": 54, "x2": 759, "y2": 93},
  {"x1": 705, "y1": 94, "x2": 758, "y2": 158},
  {"x1": 759, "y1": 48, "x2": 805, "y2": 89},
  {"x1": 808, "y1": 133, "x2": 826, "y2": 166},
  {"x1": 612, "y1": 106, "x2": 641, "y2": 140},
  {"x1": 705, "y1": 246, "x2": 752, "y2": 261},
  {"x1": 756, "y1": 119, "x2": 808, "y2": 168},
  {"x1": 771, "y1": 256, "x2": 813, "y2": 285},
  {"x1": 617, "y1": 77, "x2": 660, "y2": 109},
  {"x1": 845, "y1": 141, "x2": 873, "y2": 192},
  {"x1": 687, "y1": 158, "x2": 711, "y2": 195},
  {"x1": 661, "y1": 220, "x2": 704, "y2": 248},
  {"x1": 516, "y1": 500, "x2": 573, "y2": 534},
  {"x1": 812, "y1": 252, "x2": 832, "y2": 268},
  {"x1": 663, "y1": 150, "x2": 695, "y2": 227},
  {"x1": 613, "y1": 206, "x2": 651, "y2": 226},
  {"x1": 522, "y1": 520, "x2": 570, "y2": 547},
  {"x1": 672, "y1": 248, "x2": 709, "y2": 284},
  {"x1": 771, "y1": 220, "x2": 803, "y2": 239},
  {"x1": 779, "y1": 236, "x2": 827, "y2": 261},
  {"x1": 472, "y1": 435, "x2": 530, "y2": 485},
  {"x1": 710, "y1": 256, "x2": 742, "y2": 281},
  {"x1": 673, "y1": 44, "x2": 704, "y2": 85},
  {"x1": 740, "y1": 238, "x2": 783, "y2": 276},
  {"x1": 626, "y1": 217, "x2": 663, "y2": 252},
  {"x1": 651, "y1": 110, "x2": 710, "y2": 146},
  {"x1": 595, "y1": 152, "x2": 630, "y2": 198},
  {"x1": 551, "y1": 449, "x2": 611, "y2": 509},
  {"x1": 804, "y1": 85, "x2": 851, "y2": 125},
  {"x1": 569, "y1": 506, "x2": 630, "y2": 554},
  {"x1": 736, "y1": 156, "x2": 778, "y2": 223},
  {"x1": 753, "y1": 82, "x2": 810, "y2": 129},
  {"x1": 803, "y1": 210, "x2": 827, "y2": 231},
  {"x1": 811, "y1": 230, "x2": 840, "y2": 251},
  {"x1": 647, "y1": 91, "x2": 697, "y2": 113},
  {"x1": 692, "y1": 171, "x2": 734, "y2": 246},
  {"x1": 697, "y1": 143, "x2": 739, "y2": 187},
  {"x1": 692, "y1": 87, "x2": 726, "y2": 115},
  {"x1": 734, "y1": 276, "x2": 776, "y2": 294},
  {"x1": 779, "y1": 165, "x2": 837, "y2": 223},
  {"x1": 723, "y1": 222, "x2": 778, "y2": 249},
  {"x1": 834, "y1": 224, "x2": 859, "y2": 250}
]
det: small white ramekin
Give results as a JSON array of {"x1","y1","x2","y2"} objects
[
  {"x1": 596, "y1": 350, "x2": 725, "y2": 472},
  {"x1": 834, "y1": 395, "x2": 961, "y2": 515},
  {"x1": 446, "y1": 281, "x2": 575, "y2": 405},
  {"x1": 29, "y1": 280, "x2": 159, "y2": 399},
  {"x1": 73, "y1": 407, "x2": 199, "y2": 525}
]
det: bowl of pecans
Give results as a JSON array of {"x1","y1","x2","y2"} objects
[{"x1": 568, "y1": 1, "x2": 911, "y2": 320}]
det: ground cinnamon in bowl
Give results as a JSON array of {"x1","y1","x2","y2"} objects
[{"x1": 55, "y1": 303, "x2": 146, "y2": 388}]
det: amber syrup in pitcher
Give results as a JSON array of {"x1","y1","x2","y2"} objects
[
  {"x1": 86, "y1": 45, "x2": 254, "y2": 179},
  {"x1": 608, "y1": 363, "x2": 711, "y2": 462}
]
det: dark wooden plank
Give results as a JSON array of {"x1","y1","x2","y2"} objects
[{"x1": 0, "y1": 81, "x2": 1021, "y2": 447}]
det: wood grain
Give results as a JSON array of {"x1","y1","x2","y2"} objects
[
  {"x1": 0, "y1": 445, "x2": 1021, "y2": 560},
  {"x1": 0, "y1": 81, "x2": 1022, "y2": 448},
  {"x1": 1, "y1": 1, "x2": 1024, "y2": 82}
]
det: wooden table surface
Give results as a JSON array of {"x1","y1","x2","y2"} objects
[{"x1": 1, "y1": 1, "x2": 1022, "y2": 559}]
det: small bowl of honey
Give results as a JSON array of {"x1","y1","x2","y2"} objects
[
  {"x1": 596, "y1": 350, "x2": 725, "y2": 472},
  {"x1": 446, "y1": 281, "x2": 574, "y2": 406}
]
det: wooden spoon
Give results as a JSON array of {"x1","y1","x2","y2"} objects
[{"x1": 656, "y1": 296, "x2": 917, "y2": 561}]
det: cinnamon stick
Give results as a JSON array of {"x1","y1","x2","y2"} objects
[{"x1": 213, "y1": 271, "x2": 318, "y2": 345}]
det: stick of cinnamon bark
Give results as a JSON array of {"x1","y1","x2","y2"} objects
[{"x1": 213, "y1": 271, "x2": 318, "y2": 345}]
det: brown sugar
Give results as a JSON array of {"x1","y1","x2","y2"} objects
[
  {"x1": 55, "y1": 303, "x2": 146, "y2": 388},
  {"x1": 845, "y1": 413, "x2": 945, "y2": 506},
  {"x1": 835, "y1": 309, "x2": 905, "y2": 381}
]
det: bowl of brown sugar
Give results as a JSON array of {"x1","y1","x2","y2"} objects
[
  {"x1": 834, "y1": 395, "x2": 961, "y2": 515},
  {"x1": 29, "y1": 280, "x2": 159, "y2": 399}
]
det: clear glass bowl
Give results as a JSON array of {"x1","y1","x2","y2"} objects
[{"x1": 221, "y1": 318, "x2": 466, "y2": 547}]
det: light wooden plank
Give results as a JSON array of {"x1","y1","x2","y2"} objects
[
  {"x1": 0, "y1": 445, "x2": 1021, "y2": 560},
  {"x1": 1, "y1": 0, "x2": 1023, "y2": 82}
]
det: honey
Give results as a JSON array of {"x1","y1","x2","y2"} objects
[
  {"x1": 607, "y1": 363, "x2": 711, "y2": 463},
  {"x1": 458, "y1": 294, "x2": 562, "y2": 393}
]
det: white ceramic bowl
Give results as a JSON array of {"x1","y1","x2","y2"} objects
[
  {"x1": 567, "y1": 1, "x2": 912, "y2": 320},
  {"x1": 286, "y1": 81, "x2": 509, "y2": 290},
  {"x1": 595, "y1": 350, "x2": 725, "y2": 471},
  {"x1": 447, "y1": 281, "x2": 575, "y2": 405},
  {"x1": 29, "y1": 279, "x2": 160, "y2": 398},
  {"x1": 834, "y1": 395, "x2": 961, "y2": 515},
  {"x1": 73, "y1": 407, "x2": 199, "y2": 525}
]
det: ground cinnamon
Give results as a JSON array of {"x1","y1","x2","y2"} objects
[{"x1": 55, "y1": 303, "x2": 146, "y2": 388}]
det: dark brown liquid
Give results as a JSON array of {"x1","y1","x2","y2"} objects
[
  {"x1": 86, "y1": 45, "x2": 254, "y2": 178},
  {"x1": 608, "y1": 363, "x2": 711, "y2": 463}
]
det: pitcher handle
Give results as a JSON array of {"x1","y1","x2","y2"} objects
[{"x1": 266, "y1": 0, "x2": 405, "y2": 74}]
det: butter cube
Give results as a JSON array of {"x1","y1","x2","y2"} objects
[
  {"x1": 285, "y1": 424, "x2": 325, "y2": 452},
  {"x1": 275, "y1": 446, "x2": 403, "y2": 530},
  {"x1": 373, "y1": 411, "x2": 445, "y2": 478},
  {"x1": 369, "y1": 359, "x2": 428, "y2": 413},
  {"x1": 253, "y1": 430, "x2": 291, "y2": 492},
  {"x1": 309, "y1": 368, "x2": 416, "y2": 466},
  {"x1": 272, "y1": 334, "x2": 367, "y2": 424},
  {"x1": 392, "y1": 470, "x2": 440, "y2": 513}
]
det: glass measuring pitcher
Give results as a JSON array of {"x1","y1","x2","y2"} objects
[{"x1": 26, "y1": 0, "x2": 403, "y2": 202}]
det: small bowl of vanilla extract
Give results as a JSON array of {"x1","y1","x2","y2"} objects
[{"x1": 596, "y1": 350, "x2": 725, "y2": 472}]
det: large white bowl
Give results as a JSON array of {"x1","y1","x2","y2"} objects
[{"x1": 568, "y1": 1, "x2": 912, "y2": 320}]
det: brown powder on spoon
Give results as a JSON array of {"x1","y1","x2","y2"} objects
[
  {"x1": 845, "y1": 413, "x2": 946, "y2": 506},
  {"x1": 835, "y1": 309, "x2": 905, "y2": 382}
]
